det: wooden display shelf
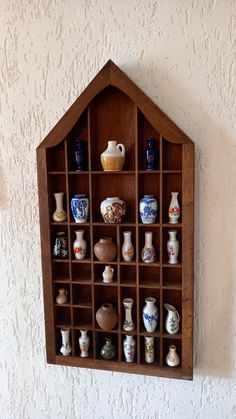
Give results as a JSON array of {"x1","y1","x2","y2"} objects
[{"x1": 37, "y1": 60, "x2": 194, "y2": 380}]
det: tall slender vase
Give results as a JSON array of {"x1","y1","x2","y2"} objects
[
  {"x1": 123, "y1": 298, "x2": 135, "y2": 331},
  {"x1": 169, "y1": 192, "x2": 180, "y2": 224},
  {"x1": 122, "y1": 231, "x2": 134, "y2": 261},
  {"x1": 142, "y1": 297, "x2": 158, "y2": 332},
  {"x1": 144, "y1": 138, "x2": 157, "y2": 170},
  {"x1": 123, "y1": 335, "x2": 136, "y2": 363},
  {"x1": 52, "y1": 192, "x2": 67, "y2": 222},
  {"x1": 78, "y1": 330, "x2": 90, "y2": 357},
  {"x1": 74, "y1": 139, "x2": 87, "y2": 171},
  {"x1": 60, "y1": 328, "x2": 72, "y2": 356},
  {"x1": 167, "y1": 230, "x2": 179, "y2": 264},
  {"x1": 73, "y1": 230, "x2": 87, "y2": 260},
  {"x1": 141, "y1": 231, "x2": 156, "y2": 263},
  {"x1": 145, "y1": 336, "x2": 154, "y2": 363}
]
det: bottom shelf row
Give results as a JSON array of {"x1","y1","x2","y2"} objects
[{"x1": 58, "y1": 328, "x2": 181, "y2": 367}]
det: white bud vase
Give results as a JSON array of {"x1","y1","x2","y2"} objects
[
  {"x1": 52, "y1": 192, "x2": 67, "y2": 222},
  {"x1": 164, "y1": 303, "x2": 180, "y2": 334},
  {"x1": 73, "y1": 230, "x2": 87, "y2": 260},
  {"x1": 167, "y1": 230, "x2": 179, "y2": 264},
  {"x1": 142, "y1": 297, "x2": 158, "y2": 332},
  {"x1": 141, "y1": 231, "x2": 156, "y2": 263},
  {"x1": 123, "y1": 335, "x2": 136, "y2": 363},
  {"x1": 145, "y1": 336, "x2": 154, "y2": 363},
  {"x1": 169, "y1": 192, "x2": 180, "y2": 224},
  {"x1": 78, "y1": 330, "x2": 90, "y2": 357},
  {"x1": 60, "y1": 328, "x2": 72, "y2": 356},
  {"x1": 122, "y1": 231, "x2": 134, "y2": 261},
  {"x1": 166, "y1": 345, "x2": 180, "y2": 367},
  {"x1": 123, "y1": 298, "x2": 135, "y2": 331}
]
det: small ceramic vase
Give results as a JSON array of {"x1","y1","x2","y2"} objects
[
  {"x1": 123, "y1": 298, "x2": 135, "y2": 331},
  {"x1": 122, "y1": 231, "x2": 134, "y2": 262},
  {"x1": 100, "y1": 197, "x2": 126, "y2": 223},
  {"x1": 100, "y1": 140, "x2": 125, "y2": 171},
  {"x1": 71, "y1": 194, "x2": 89, "y2": 223},
  {"x1": 164, "y1": 303, "x2": 180, "y2": 334},
  {"x1": 141, "y1": 231, "x2": 156, "y2": 263},
  {"x1": 166, "y1": 345, "x2": 180, "y2": 367},
  {"x1": 53, "y1": 232, "x2": 68, "y2": 259},
  {"x1": 139, "y1": 195, "x2": 158, "y2": 224},
  {"x1": 102, "y1": 265, "x2": 114, "y2": 283},
  {"x1": 73, "y1": 230, "x2": 87, "y2": 260},
  {"x1": 145, "y1": 336, "x2": 154, "y2": 363},
  {"x1": 52, "y1": 192, "x2": 67, "y2": 222},
  {"x1": 167, "y1": 230, "x2": 179, "y2": 264},
  {"x1": 74, "y1": 139, "x2": 87, "y2": 171},
  {"x1": 101, "y1": 336, "x2": 116, "y2": 360},
  {"x1": 56, "y1": 288, "x2": 68, "y2": 305},
  {"x1": 169, "y1": 192, "x2": 180, "y2": 224},
  {"x1": 142, "y1": 297, "x2": 158, "y2": 333},
  {"x1": 79, "y1": 330, "x2": 90, "y2": 357},
  {"x1": 144, "y1": 138, "x2": 157, "y2": 170},
  {"x1": 94, "y1": 237, "x2": 117, "y2": 262},
  {"x1": 96, "y1": 303, "x2": 118, "y2": 330},
  {"x1": 60, "y1": 328, "x2": 72, "y2": 356},
  {"x1": 123, "y1": 335, "x2": 136, "y2": 363}
]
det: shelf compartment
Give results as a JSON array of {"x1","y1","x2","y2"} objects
[
  {"x1": 46, "y1": 142, "x2": 66, "y2": 172},
  {"x1": 66, "y1": 109, "x2": 88, "y2": 172},
  {"x1": 162, "y1": 173, "x2": 182, "y2": 224},
  {"x1": 162, "y1": 139, "x2": 182, "y2": 171},
  {"x1": 137, "y1": 109, "x2": 160, "y2": 171},
  {"x1": 72, "y1": 284, "x2": 92, "y2": 307},
  {"x1": 73, "y1": 329, "x2": 93, "y2": 358},
  {"x1": 52, "y1": 261, "x2": 70, "y2": 282},
  {"x1": 162, "y1": 227, "x2": 182, "y2": 265},
  {"x1": 55, "y1": 306, "x2": 71, "y2": 327},
  {"x1": 162, "y1": 266, "x2": 182, "y2": 289},
  {"x1": 139, "y1": 335, "x2": 160, "y2": 365},
  {"x1": 120, "y1": 265, "x2": 136, "y2": 286},
  {"x1": 162, "y1": 289, "x2": 182, "y2": 334},
  {"x1": 95, "y1": 331, "x2": 119, "y2": 361},
  {"x1": 73, "y1": 307, "x2": 93, "y2": 329},
  {"x1": 139, "y1": 265, "x2": 160, "y2": 288},
  {"x1": 94, "y1": 263, "x2": 117, "y2": 284},
  {"x1": 48, "y1": 175, "x2": 67, "y2": 220}
]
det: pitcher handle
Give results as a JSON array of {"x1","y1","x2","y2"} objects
[
  {"x1": 117, "y1": 143, "x2": 125, "y2": 157},
  {"x1": 176, "y1": 310, "x2": 180, "y2": 323},
  {"x1": 65, "y1": 290, "x2": 68, "y2": 296}
]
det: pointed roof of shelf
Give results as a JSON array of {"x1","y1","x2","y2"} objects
[{"x1": 38, "y1": 59, "x2": 192, "y2": 149}]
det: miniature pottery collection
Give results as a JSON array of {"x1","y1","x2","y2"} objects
[
  {"x1": 101, "y1": 336, "x2": 116, "y2": 360},
  {"x1": 144, "y1": 138, "x2": 157, "y2": 170},
  {"x1": 100, "y1": 197, "x2": 126, "y2": 223},
  {"x1": 100, "y1": 140, "x2": 125, "y2": 171},
  {"x1": 139, "y1": 195, "x2": 158, "y2": 224},
  {"x1": 94, "y1": 237, "x2": 116, "y2": 262},
  {"x1": 96, "y1": 303, "x2": 118, "y2": 331},
  {"x1": 141, "y1": 231, "x2": 156, "y2": 263},
  {"x1": 142, "y1": 297, "x2": 158, "y2": 332},
  {"x1": 167, "y1": 230, "x2": 179, "y2": 264},
  {"x1": 73, "y1": 230, "x2": 87, "y2": 260},
  {"x1": 123, "y1": 298, "x2": 135, "y2": 331},
  {"x1": 79, "y1": 330, "x2": 90, "y2": 357},
  {"x1": 123, "y1": 335, "x2": 136, "y2": 363},
  {"x1": 102, "y1": 265, "x2": 114, "y2": 283},
  {"x1": 52, "y1": 192, "x2": 67, "y2": 222},
  {"x1": 71, "y1": 194, "x2": 89, "y2": 223},
  {"x1": 169, "y1": 192, "x2": 180, "y2": 224},
  {"x1": 166, "y1": 345, "x2": 180, "y2": 367},
  {"x1": 60, "y1": 329, "x2": 72, "y2": 356},
  {"x1": 122, "y1": 231, "x2": 134, "y2": 262},
  {"x1": 56, "y1": 288, "x2": 68, "y2": 305},
  {"x1": 53, "y1": 232, "x2": 68, "y2": 259}
]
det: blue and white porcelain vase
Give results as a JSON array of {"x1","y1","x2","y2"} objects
[
  {"x1": 139, "y1": 195, "x2": 158, "y2": 224},
  {"x1": 144, "y1": 138, "x2": 157, "y2": 170},
  {"x1": 71, "y1": 194, "x2": 89, "y2": 223},
  {"x1": 142, "y1": 297, "x2": 158, "y2": 333}
]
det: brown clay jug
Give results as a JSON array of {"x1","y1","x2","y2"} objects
[
  {"x1": 96, "y1": 303, "x2": 118, "y2": 330},
  {"x1": 94, "y1": 237, "x2": 116, "y2": 262}
]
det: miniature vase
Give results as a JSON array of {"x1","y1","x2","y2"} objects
[
  {"x1": 169, "y1": 192, "x2": 180, "y2": 224},
  {"x1": 100, "y1": 140, "x2": 125, "y2": 171},
  {"x1": 166, "y1": 345, "x2": 180, "y2": 367},
  {"x1": 167, "y1": 230, "x2": 179, "y2": 264},
  {"x1": 53, "y1": 231, "x2": 68, "y2": 259},
  {"x1": 74, "y1": 139, "x2": 87, "y2": 171},
  {"x1": 164, "y1": 303, "x2": 180, "y2": 334},
  {"x1": 96, "y1": 303, "x2": 118, "y2": 331},
  {"x1": 73, "y1": 230, "x2": 87, "y2": 260},
  {"x1": 94, "y1": 237, "x2": 117, "y2": 262},
  {"x1": 123, "y1": 335, "x2": 136, "y2": 363},
  {"x1": 52, "y1": 192, "x2": 67, "y2": 222},
  {"x1": 60, "y1": 328, "x2": 72, "y2": 356},
  {"x1": 145, "y1": 336, "x2": 154, "y2": 363},
  {"x1": 139, "y1": 195, "x2": 158, "y2": 224},
  {"x1": 123, "y1": 298, "x2": 135, "y2": 331},
  {"x1": 101, "y1": 336, "x2": 116, "y2": 360},
  {"x1": 142, "y1": 297, "x2": 158, "y2": 332},
  {"x1": 71, "y1": 194, "x2": 89, "y2": 223},
  {"x1": 144, "y1": 138, "x2": 157, "y2": 170},
  {"x1": 141, "y1": 231, "x2": 156, "y2": 263},
  {"x1": 102, "y1": 265, "x2": 114, "y2": 283},
  {"x1": 56, "y1": 288, "x2": 68, "y2": 305},
  {"x1": 100, "y1": 197, "x2": 126, "y2": 223},
  {"x1": 122, "y1": 231, "x2": 134, "y2": 262},
  {"x1": 79, "y1": 330, "x2": 90, "y2": 357}
]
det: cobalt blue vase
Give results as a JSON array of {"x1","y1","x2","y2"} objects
[
  {"x1": 144, "y1": 138, "x2": 157, "y2": 170},
  {"x1": 71, "y1": 194, "x2": 89, "y2": 223},
  {"x1": 75, "y1": 139, "x2": 87, "y2": 171}
]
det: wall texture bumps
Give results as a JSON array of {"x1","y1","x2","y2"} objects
[{"x1": 1, "y1": 1, "x2": 236, "y2": 418}]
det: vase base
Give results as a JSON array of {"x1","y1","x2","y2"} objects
[
  {"x1": 80, "y1": 353, "x2": 89, "y2": 358},
  {"x1": 168, "y1": 260, "x2": 178, "y2": 264},
  {"x1": 169, "y1": 220, "x2": 179, "y2": 224}
]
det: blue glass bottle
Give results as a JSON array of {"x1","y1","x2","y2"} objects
[
  {"x1": 74, "y1": 139, "x2": 87, "y2": 171},
  {"x1": 144, "y1": 138, "x2": 157, "y2": 170}
]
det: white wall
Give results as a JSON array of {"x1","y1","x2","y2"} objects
[{"x1": 1, "y1": 1, "x2": 236, "y2": 418}]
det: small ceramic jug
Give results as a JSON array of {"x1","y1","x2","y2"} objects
[
  {"x1": 164, "y1": 303, "x2": 180, "y2": 334},
  {"x1": 166, "y1": 345, "x2": 180, "y2": 367},
  {"x1": 56, "y1": 288, "x2": 68, "y2": 305},
  {"x1": 100, "y1": 140, "x2": 125, "y2": 171},
  {"x1": 102, "y1": 265, "x2": 114, "y2": 283}
]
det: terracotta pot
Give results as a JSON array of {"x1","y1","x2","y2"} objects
[
  {"x1": 96, "y1": 303, "x2": 118, "y2": 330},
  {"x1": 94, "y1": 237, "x2": 116, "y2": 262}
]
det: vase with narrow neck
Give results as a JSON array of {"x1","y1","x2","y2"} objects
[
  {"x1": 123, "y1": 335, "x2": 136, "y2": 363},
  {"x1": 79, "y1": 330, "x2": 90, "y2": 357},
  {"x1": 102, "y1": 265, "x2": 114, "y2": 283},
  {"x1": 167, "y1": 230, "x2": 179, "y2": 264},
  {"x1": 166, "y1": 345, "x2": 180, "y2": 367},
  {"x1": 164, "y1": 303, "x2": 180, "y2": 334},
  {"x1": 142, "y1": 297, "x2": 158, "y2": 332},
  {"x1": 123, "y1": 298, "x2": 135, "y2": 331},
  {"x1": 122, "y1": 231, "x2": 134, "y2": 262},
  {"x1": 169, "y1": 192, "x2": 180, "y2": 224},
  {"x1": 56, "y1": 288, "x2": 68, "y2": 305},
  {"x1": 145, "y1": 336, "x2": 154, "y2": 363},
  {"x1": 60, "y1": 329, "x2": 72, "y2": 356},
  {"x1": 100, "y1": 140, "x2": 125, "y2": 171},
  {"x1": 100, "y1": 336, "x2": 116, "y2": 360},
  {"x1": 52, "y1": 192, "x2": 67, "y2": 222},
  {"x1": 141, "y1": 231, "x2": 156, "y2": 263},
  {"x1": 144, "y1": 138, "x2": 157, "y2": 170},
  {"x1": 139, "y1": 195, "x2": 158, "y2": 224},
  {"x1": 73, "y1": 230, "x2": 87, "y2": 260}
]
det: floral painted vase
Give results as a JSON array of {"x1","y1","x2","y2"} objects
[
  {"x1": 122, "y1": 231, "x2": 134, "y2": 262},
  {"x1": 101, "y1": 336, "x2": 116, "y2": 360},
  {"x1": 167, "y1": 230, "x2": 179, "y2": 264},
  {"x1": 78, "y1": 330, "x2": 90, "y2": 357},
  {"x1": 60, "y1": 328, "x2": 72, "y2": 356},
  {"x1": 141, "y1": 231, "x2": 156, "y2": 263},
  {"x1": 74, "y1": 139, "x2": 87, "y2": 171},
  {"x1": 164, "y1": 303, "x2": 180, "y2": 334},
  {"x1": 71, "y1": 194, "x2": 89, "y2": 223},
  {"x1": 142, "y1": 297, "x2": 158, "y2": 333},
  {"x1": 73, "y1": 230, "x2": 87, "y2": 260},
  {"x1": 166, "y1": 345, "x2": 180, "y2": 367},
  {"x1": 123, "y1": 335, "x2": 136, "y2": 363},
  {"x1": 100, "y1": 197, "x2": 126, "y2": 223},
  {"x1": 144, "y1": 138, "x2": 157, "y2": 170},
  {"x1": 145, "y1": 336, "x2": 154, "y2": 363},
  {"x1": 53, "y1": 232, "x2": 68, "y2": 259},
  {"x1": 102, "y1": 265, "x2": 114, "y2": 283},
  {"x1": 123, "y1": 298, "x2": 135, "y2": 331},
  {"x1": 139, "y1": 195, "x2": 158, "y2": 224},
  {"x1": 100, "y1": 140, "x2": 125, "y2": 171},
  {"x1": 52, "y1": 192, "x2": 67, "y2": 222},
  {"x1": 169, "y1": 192, "x2": 180, "y2": 224}
]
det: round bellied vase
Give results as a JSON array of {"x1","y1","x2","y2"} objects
[
  {"x1": 53, "y1": 231, "x2": 68, "y2": 259},
  {"x1": 169, "y1": 192, "x2": 180, "y2": 224},
  {"x1": 142, "y1": 297, "x2": 158, "y2": 333},
  {"x1": 123, "y1": 298, "x2": 135, "y2": 331},
  {"x1": 141, "y1": 231, "x2": 156, "y2": 263},
  {"x1": 145, "y1": 336, "x2": 154, "y2": 363},
  {"x1": 94, "y1": 237, "x2": 117, "y2": 262},
  {"x1": 123, "y1": 335, "x2": 136, "y2": 363},
  {"x1": 60, "y1": 328, "x2": 72, "y2": 356},
  {"x1": 139, "y1": 195, "x2": 158, "y2": 224},
  {"x1": 100, "y1": 140, "x2": 125, "y2": 171},
  {"x1": 102, "y1": 265, "x2": 114, "y2": 283},
  {"x1": 56, "y1": 288, "x2": 68, "y2": 305},
  {"x1": 101, "y1": 336, "x2": 116, "y2": 360},
  {"x1": 52, "y1": 192, "x2": 67, "y2": 222},
  {"x1": 71, "y1": 194, "x2": 89, "y2": 223},
  {"x1": 144, "y1": 138, "x2": 157, "y2": 170},
  {"x1": 164, "y1": 303, "x2": 180, "y2": 335},
  {"x1": 73, "y1": 230, "x2": 87, "y2": 260},
  {"x1": 78, "y1": 330, "x2": 90, "y2": 357},
  {"x1": 122, "y1": 231, "x2": 134, "y2": 262},
  {"x1": 100, "y1": 197, "x2": 126, "y2": 223},
  {"x1": 74, "y1": 139, "x2": 87, "y2": 171},
  {"x1": 166, "y1": 345, "x2": 180, "y2": 367},
  {"x1": 167, "y1": 230, "x2": 179, "y2": 264},
  {"x1": 96, "y1": 303, "x2": 118, "y2": 331}
]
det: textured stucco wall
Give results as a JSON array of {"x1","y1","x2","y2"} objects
[{"x1": 1, "y1": 1, "x2": 236, "y2": 418}]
